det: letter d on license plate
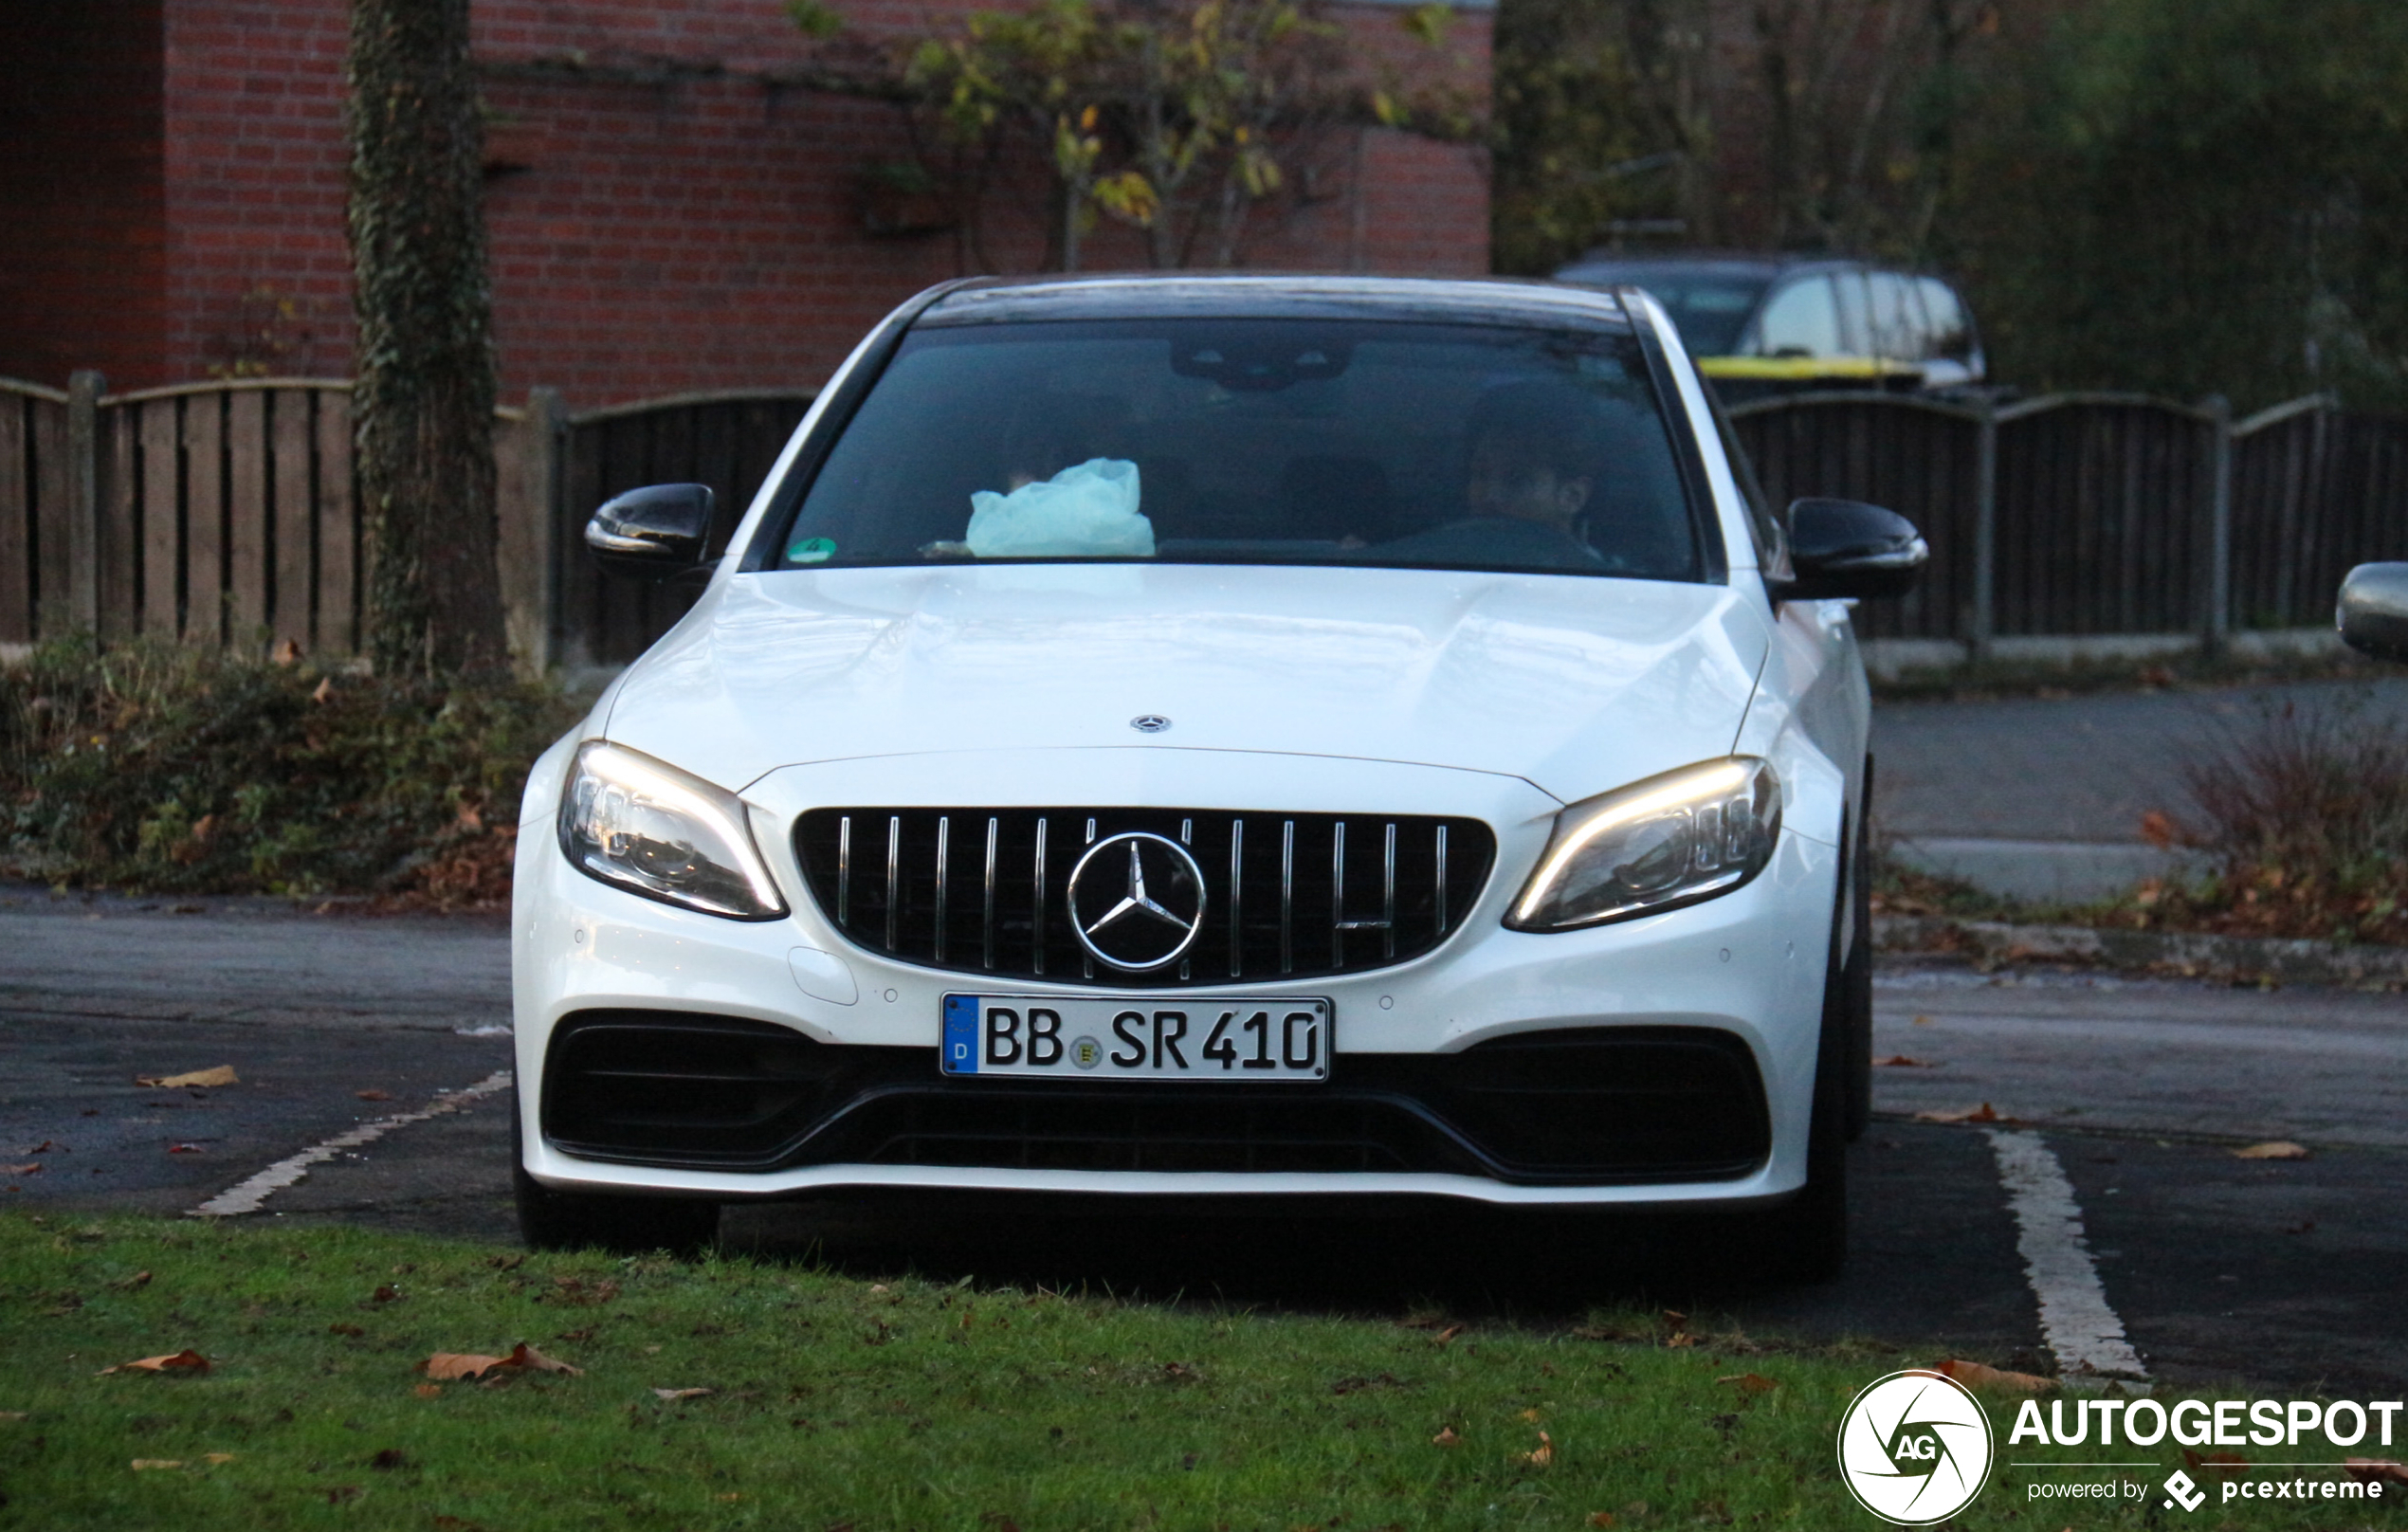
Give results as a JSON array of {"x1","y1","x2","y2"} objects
[{"x1": 941, "y1": 994, "x2": 1330, "y2": 1081}]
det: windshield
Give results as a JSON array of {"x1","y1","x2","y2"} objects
[
  {"x1": 1558, "y1": 265, "x2": 1768, "y2": 356},
  {"x1": 767, "y1": 319, "x2": 1706, "y2": 582}
]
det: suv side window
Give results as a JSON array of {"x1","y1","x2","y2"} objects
[
  {"x1": 1866, "y1": 271, "x2": 1922, "y2": 361},
  {"x1": 1754, "y1": 277, "x2": 1842, "y2": 358},
  {"x1": 1830, "y1": 269, "x2": 1871, "y2": 356},
  {"x1": 1917, "y1": 277, "x2": 1974, "y2": 362}
]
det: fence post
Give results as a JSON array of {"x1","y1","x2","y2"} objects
[
  {"x1": 2201, "y1": 395, "x2": 2233, "y2": 659},
  {"x1": 1969, "y1": 397, "x2": 1998, "y2": 666},
  {"x1": 64, "y1": 370, "x2": 105, "y2": 636},
  {"x1": 493, "y1": 386, "x2": 565, "y2": 676}
]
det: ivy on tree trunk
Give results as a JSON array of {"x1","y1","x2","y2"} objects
[{"x1": 347, "y1": 0, "x2": 507, "y2": 678}]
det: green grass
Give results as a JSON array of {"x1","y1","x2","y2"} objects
[{"x1": 0, "y1": 1213, "x2": 2389, "y2": 1529}]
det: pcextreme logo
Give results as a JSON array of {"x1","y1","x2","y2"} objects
[{"x1": 1836, "y1": 1370, "x2": 1995, "y2": 1525}]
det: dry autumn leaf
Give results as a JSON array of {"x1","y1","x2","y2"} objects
[
  {"x1": 2344, "y1": 1459, "x2": 2408, "y2": 1486},
  {"x1": 1717, "y1": 1373, "x2": 1779, "y2": 1395},
  {"x1": 2232, "y1": 1140, "x2": 2309, "y2": 1160},
  {"x1": 269, "y1": 638, "x2": 302, "y2": 666},
  {"x1": 412, "y1": 1384, "x2": 442, "y2": 1399},
  {"x1": 310, "y1": 676, "x2": 336, "y2": 704},
  {"x1": 652, "y1": 1387, "x2": 714, "y2": 1402},
  {"x1": 1665, "y1": 1333, "x2": 1697, "y2": 1349},
  {"x1": 1432, "y1": 1323, "x2": 1465, "y2": 1346},
  {"x1": 1519, "y1": 1407, "x2": 1543, "y2": 1422},
  {"x1": 1523, "y1": 1431, "x2": 1555, "y2": 1467},
  {"x1": 418, "y1": 1341, "x2": 584, "y2": 1382},
  {"x1": 1587, "y1": 1516, "x2": 1616, "y2": 1529},
  {"x1": 1432, "y1": 1427, "x2": 1461, "y2": 1447},
  {"x1": 0, "y1": 1163, "x2": 39, "y2": 1176},
  {"x1": 2184, "y1": 1449, "x2": 2250, "y2": 1479},
  {"x1": 1935, "y1": 1359, "x2": 2052, "y2": 1394},
  {"x1": 136, "y1": 1066, "x2": 237, "y2": 1089},
  {"x1": 1915, "y1": 1103, "x2": 2003, "y2": 1124},
  {"x1": 99, "y1": 1350, "x2": 209, "y2": 1377}
]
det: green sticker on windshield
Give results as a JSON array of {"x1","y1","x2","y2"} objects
[{"x1": 787, "y1": 536, "x2": 837, "y2": 564}]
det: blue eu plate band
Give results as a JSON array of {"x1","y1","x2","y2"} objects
[{"x1": 942, "y1": 994, "x2": 980, "y2": 1074}]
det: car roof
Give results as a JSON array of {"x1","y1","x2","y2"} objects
[
  {"x1": 1554, "y1": 248, "x2": 1858, "y2": 282},
  {"x1": 917, "y1": 273, "x2": 1642, "y2": 330}
]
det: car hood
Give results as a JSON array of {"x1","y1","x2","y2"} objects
[{"x1": 604, "y1": 564, "x2": 1769, "y2": 805}]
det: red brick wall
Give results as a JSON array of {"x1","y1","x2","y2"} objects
[
  {"x1": 136, "y1": 0, "x2": 1489, "y2": 404},
  {"x1": 0, "y1": 0, "x2": 169, "y2": 391}
]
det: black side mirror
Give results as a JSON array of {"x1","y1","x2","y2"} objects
[
  {"x1": 2339, "y1": 562, "x2": 2408, "y2": 662},
  {"x1": 1778, "y1": 497, "x2": 1926, "y2": 601},
  {"x1": 585, "y1": 483, "x2": 715, "y2": 581}
]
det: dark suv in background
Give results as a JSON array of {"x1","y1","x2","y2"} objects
[{"x1": 1553, "y1": 251, "x2": 1984, "y2": 400}]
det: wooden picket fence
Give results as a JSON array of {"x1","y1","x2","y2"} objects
[
  {"x1": 0, "y1": 374, "x2": 814, "y2": 670},
  {"x1": 6, "y1": 371, "x2": 2403, "y2": 670},
  {"x1": 1728, "y1": 390, "x2": 2408, "y2": 654}
]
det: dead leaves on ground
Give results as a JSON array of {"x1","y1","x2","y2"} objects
[
  {"x1": 99, "y1": 1350, "x2": 209, "y2": 1377},
  {"x1": 2344, "y1": 1459, "x2": 2408, "y2": 1486},
  {"x1": 2233, "y1": 1140, "x2": 2310, "y2": 1160},
  {"x1": 541, "y1": 1275, "x2": 619, "y2": 1306},
  {"x1": 417, "y1": 1342, "x2": 582, "y2": 1382},
  {"x1": 1936, "y1": 1358, "x2": 2054, "y2": 1393},
  {"x1": 2185, "y1": 1448, "x2": 2252, "y2": 1479},
  {"x1": 1715, "y1": 1372, "x2": 1779, "y2": 1396},
  {"x1": 135, "y1": 1065, "x2": 237, "y2": 1089},
  {"x1": 1914, "y1": 1103, "x2": 2025, "y2": 1124},
  {"x1": 652, "y1": 1387, "x2": 714, "y2": 1402}
]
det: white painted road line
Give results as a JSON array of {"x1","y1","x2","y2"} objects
[
  {"x1": 1987, "y1": 1128, "x2": 2148, "y2": 1378},
  {"x1": 189, "y1": 1070, "x2": 515, "y2": 1218}
]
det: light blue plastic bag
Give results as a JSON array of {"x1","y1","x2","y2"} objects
[{"x1": 965, "y1": 458, "x2": 1153, "y2": 557}]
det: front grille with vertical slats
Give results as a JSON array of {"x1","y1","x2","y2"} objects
[{"x1": 792, "y1": 809, "x2": 1494, "y2": 987}]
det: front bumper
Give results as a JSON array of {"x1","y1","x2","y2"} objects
[{"x1": 512, "y1": 746, "x2": 1838, "y2": 1208}]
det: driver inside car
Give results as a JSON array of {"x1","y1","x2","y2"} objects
[{"x1": 1375, "y1": 378, "x2": 1611, "y2": 569}]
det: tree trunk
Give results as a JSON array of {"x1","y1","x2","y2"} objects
[{"x1": 347, "y1": 0, "x2": 508, "y2": 679}]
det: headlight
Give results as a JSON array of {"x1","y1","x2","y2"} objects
[
  {"x1": 556, "y1": 741, "x2": 788, "y2": 920},
  {"x1": 1506, "y1": 757, "x2": 1780, "y2": 931}
]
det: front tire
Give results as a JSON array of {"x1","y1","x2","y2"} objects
[
  {"x1": 1760, "y1": 837, "x2": 1853, "y2": 1284},
  {"x1": 510, "y1": 1088, "x2": 720, "y2": 1255},
  {"x1": 1843, "y1": 759, "x2": 1876, "y2": 1142}
]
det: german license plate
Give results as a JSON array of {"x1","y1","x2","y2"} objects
[{"x1": 940, "y1": 994, "x2": 1331, "y2": 1081}]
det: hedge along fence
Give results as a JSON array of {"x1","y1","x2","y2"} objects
[
  {"x1": 1729, "y1": 390, "x2": 2408, "y2": 656},
  {"x1": 0, "y1": 373, "x2": 814, "y2": 670},
  {"x1": 9, "y1": 373, "x2": 2402, "y2": 670}
]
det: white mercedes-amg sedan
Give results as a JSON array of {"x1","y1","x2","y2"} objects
[{"x1": 509, "y1": 274, "x2": 1925, "y2": 1279}]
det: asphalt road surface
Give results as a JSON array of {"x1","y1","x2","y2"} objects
[{"x1": 4, "y1": 887, "x2": 2400, "y2": 1395}]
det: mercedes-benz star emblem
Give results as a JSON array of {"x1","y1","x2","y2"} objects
[
  {"x1": 1129, "y1": 715, "x2": 1172, "y2": 733},
  {"x1": 1065, "y1": 831, "x2": 1208, "y2": 971}
]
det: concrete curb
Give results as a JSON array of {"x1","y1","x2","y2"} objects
[{"x1": 1873, "y1": 913, "x2": 2408, "y2": 989}]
